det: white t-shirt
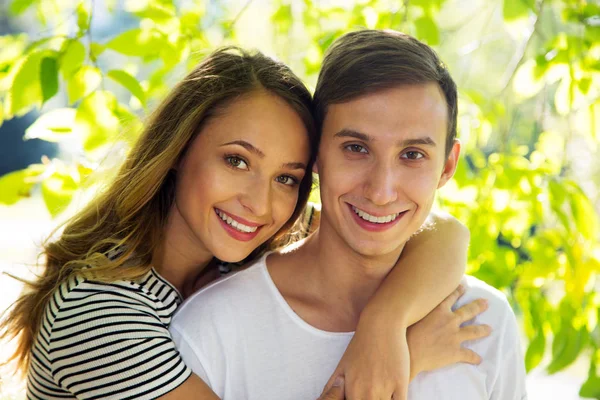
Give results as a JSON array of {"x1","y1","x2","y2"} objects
[{"x1": 170, "y1": 253, "x2": 527, "y2": 400}]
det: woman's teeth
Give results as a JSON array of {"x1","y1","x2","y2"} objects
[
  {"x1": 352, "y1": 206, "x2": 401, "y2": 224},
  {"x1": 216, "y1": 210, "x2": 258, "y2": 233}
]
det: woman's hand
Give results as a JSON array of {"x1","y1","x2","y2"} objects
[
  {"x1": 407, "y1": 285, "x2": 491, "y2": 379},
  {"x1": 317, "y1": 377, "x2": 345, "y2": 400},
  {"x1": 321, "y1": 306, "x2": 411, "y2": 400},
  {"x1": 321, "y1": 285, "x2": 491, "y2": 400}
]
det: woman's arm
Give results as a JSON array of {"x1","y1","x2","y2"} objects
[
  {"x1": 367, "y1": 210, "x2": 470, "y2": 326},
  {"x1": 159, "y1": 374, "x2": 220, "y2": 400},
  {"x1": 160, "y1": 373, "x2": 346, "y2": 400},
  {"x1": 323, "y1": 211, "x2": 471, "y2": 400}
]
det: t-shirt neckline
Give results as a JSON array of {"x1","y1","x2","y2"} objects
[{"x1": 259, "y1": 252, "x2": 355, "y2": 338}]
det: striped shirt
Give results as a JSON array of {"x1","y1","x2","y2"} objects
[{"x1": 26, "y1": 268, "x2": 191, "y2": 400}]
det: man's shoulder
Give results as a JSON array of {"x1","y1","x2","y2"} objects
[
  {"x1": 172, "y1": 258, "x2": 268, "y2": 325},
  {"x1": 459, "y1": 275, "x2": 513, "y2": 317}
]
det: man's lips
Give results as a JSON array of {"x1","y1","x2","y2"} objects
[{"x1": 347, "y1": 203, "x2": 408, "y2": 232}]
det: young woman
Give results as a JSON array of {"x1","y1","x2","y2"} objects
[{"x1": 1, "y1": 47, "x2": 484, "y2": 400}]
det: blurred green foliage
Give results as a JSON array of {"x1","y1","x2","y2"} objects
[{"x1": 0, "y1": 0, "x2": 599, "y2": 397}]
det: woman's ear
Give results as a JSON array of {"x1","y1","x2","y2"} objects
[{"x1": 312, "y1": 157, "x2": 319, "y2": 174}]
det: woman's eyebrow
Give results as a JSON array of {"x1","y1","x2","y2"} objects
[
  {"x1": 220, "y1": 140, "x2": 265, "y2": 158},
  {"x1": 282, "y1": 162, "x2": 306, "y2": 170}
]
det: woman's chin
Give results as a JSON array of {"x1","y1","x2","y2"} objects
[{"x1": 212, "y1": 247, "x2": 254, "y2": 264}]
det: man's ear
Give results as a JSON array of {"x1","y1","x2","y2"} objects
[{"x1": 437, "y1": 139, "x2": 461, "y2": 189}]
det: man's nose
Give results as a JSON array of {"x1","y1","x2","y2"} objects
[{"x1": 364, "y1": 162, "x2": 398, "y2": 206}]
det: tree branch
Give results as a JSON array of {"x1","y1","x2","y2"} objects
[
  {"x1": 224, "y1": 0, "x2": 254, "y2": 38},
  {"x1": 498, "y1": 0, "x2": 546, "y2": 94}
]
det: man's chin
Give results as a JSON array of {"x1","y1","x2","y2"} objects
[{"x1": 347, "y1": 239, "x2": 406, "y2": 260}]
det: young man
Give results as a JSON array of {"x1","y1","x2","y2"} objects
[{"x1": 170, "y1": 30, "x2": 527, "y2": 400}]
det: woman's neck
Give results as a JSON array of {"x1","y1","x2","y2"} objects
[{"x1": 153, "y1": 206, "x2": 214, "y2": 297}]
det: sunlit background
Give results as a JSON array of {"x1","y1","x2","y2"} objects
[{"x1": 1, "y1": 0, "x2": 599, "y2": 399}]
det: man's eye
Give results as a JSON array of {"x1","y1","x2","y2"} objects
[
  {"x1": 345, "y1": 144, "x2": 367, "y2": 153},
  {"x1": 401, "y1": 151, "x2": 424, "y2": 160},
  {"x1": 276, "y1": 175, "x2": 298, "y2": 186},
  {"x1": 226, "y1": 156, "x2": 248, "y2": 170}
]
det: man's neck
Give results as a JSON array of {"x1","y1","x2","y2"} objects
[{"x1": 270, "y1": 221, "x2": 404, "y2": 331}]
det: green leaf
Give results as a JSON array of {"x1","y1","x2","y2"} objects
[
  {"x1": 568, "y1": 185, "x2": 599, "y2": 241},
  {"x1": 525, "y1": 330, "x2": 545, "y2": 371},
  {"x1": 133, "y1": 3, "x2": 175, "y2": 22},
  {"x1": 67, "y1": 65, "x2": 102, "y2": 104},
  {"x1": 513, "y1": 59, "x2": 545, "y2": 98},
  {"x1": 547, "y1": 321, "x2": 588, "y2": 374},
  {"x1": 579, "y1": 77, "x2": 592, "y2": 95},
  {"x1": 580, "y1": 359, "x2": 600, "y2": 398},
  {"x1": 272, "y1": 5, "x2": 293, "y2": 34},
  {"x1": 90, "y1": 42, "x2": 105, "y2": 59},
  {"x1": 24, "y1": 108, "x2": 76, "y2": 142},
  {"x1": 76, "y1": 2, "x2": 90, "y2": 31},
  {"x1": 106, "y1": 28, "x2": 164, "y2": 58},
  {"x1": 107, "y1": 69, "x2": 146, "y2": 106},
  {"x1": 9, "y1": 51, "x2": 47, "y2": 116},
  {"x1": 60, "y1": 40, "x2": 86, "y2": 78},
  {"x1": 9, "y1": 0, "x2": 37, "y2": 15},
  {"x1": 41, "y1": 169, "x2": 78, "y2": 217},
  {"x1": 74, "y1": 90, "x2": 120, "y2": 152},
  {"x1": 40, "y1": 56, "x2": 59, "y2": 104},
  {"x1": 414, "y1": 16, "x2": 440, "y2": 45},
  {"x1": 503, "y1": 0, "x2": 535, "y2": 21},
  {"x1": 0, "y1": 165, "x2": 46, "y2": 205}
]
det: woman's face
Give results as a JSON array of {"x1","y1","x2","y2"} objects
[{"x1": 171, "y1": 90, "x2": 310, "y2": 263}]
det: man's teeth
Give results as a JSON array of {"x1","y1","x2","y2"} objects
[
  {"x1": 216, "y1": 210, "x2": 258, "y2": 233},
  {"x1": 352, "y1": 206, "x2": 401, "y2": 224}
]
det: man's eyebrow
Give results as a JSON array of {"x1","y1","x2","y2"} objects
[
  {"x1": 334, "y1": 129, "x2": 437, "y2": 148},
  {"x1": 399, "y1": 137, "x2": 437, "y2": 147},
  {"x1": 220, "y1": 140, "x2": 265, "y2": 158},
  {"x1": 333, "y1": 129, "x2": 371, "y2": 142}
]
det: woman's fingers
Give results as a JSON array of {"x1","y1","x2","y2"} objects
[
  {"x1": 460, "y1": 323, "x2": 492, "y2": 341},
  {"x1": 317, "y1": 377, "x2": 345, "y2": 400},
  {"x1": 458, "y1": 348, "x2": 483, "y2": 365},
  {"x1": 441, "y1": 284, "x2": 466, "y2": 309},
  {"x1": 454, "y1": 298, "x2": 488, "y2": 322}
]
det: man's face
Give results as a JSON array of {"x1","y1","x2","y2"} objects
[{"x1": 316, "y1": 83, "x2": 460, "y2": 258}]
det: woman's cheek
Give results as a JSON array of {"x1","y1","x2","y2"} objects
[{"x1": 277, "y1": 190, "x2": 300, "y2": 222}]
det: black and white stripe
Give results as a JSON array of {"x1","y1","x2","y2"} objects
[{"x1": 27, "y1": 269, "x2": 191, "y2": 399}]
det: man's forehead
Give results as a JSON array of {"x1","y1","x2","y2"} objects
[{"x1": 322, "y1": 83, "x2": 448, "y2": 141}]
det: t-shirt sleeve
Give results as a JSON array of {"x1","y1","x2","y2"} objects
[
  {"x1": 170, "y1": 324, "x2": 211, "y2": 385},
  {"x1": 47, "y1": 289, "x2": 192, "y2": 400},
  {"x1": 489, "y1": 302, "x2": 528, "y2": 400}
]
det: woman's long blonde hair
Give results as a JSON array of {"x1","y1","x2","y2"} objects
[{"x1": 1, "y1": 47, "x2": 318, "y2": 373}]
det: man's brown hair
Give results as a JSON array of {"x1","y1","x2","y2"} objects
[{"x1": 314, "y1": 29, "x2": 458, "y2": 156}]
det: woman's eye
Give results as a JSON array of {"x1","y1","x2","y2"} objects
[
  {"x1": 401, "y1": 151, "x2": 424, "y2": 160},
  {"x1": 345, "y1": 144, "x2": 367, "y2": 153},
  {"x1": 226, "y1": 156, "x2": 248, "y2": 170},
  {"x1": 276, "y1": 175, "x2": 298, "y2": 186}
]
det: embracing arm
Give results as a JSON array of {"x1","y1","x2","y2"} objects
[
  {"x1": 159, "y1": 374, "x2": 219, "y2": 400},
  {"x1": 322, "y1": 211, "x2": 471, "y2": 399},
  {"x1": 365, "y1": 210, "x2": 469, "y2": 326}
]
